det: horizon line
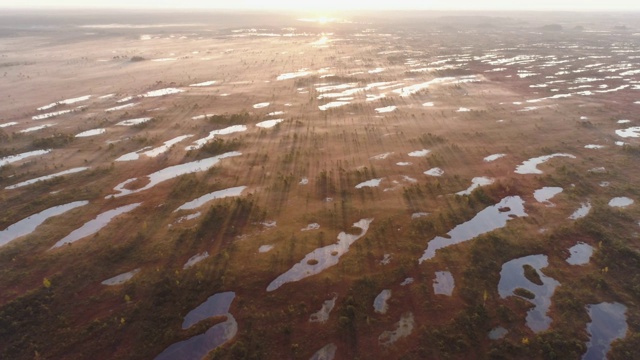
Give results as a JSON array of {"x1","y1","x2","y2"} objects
[{"x1": 2, "y1": 6, "x2": 640, "y2": 13}]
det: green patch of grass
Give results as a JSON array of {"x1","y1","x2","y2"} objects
[
  {"x1": 33, "y1": 134, "x2": 76, "y2": 149},
  {"x1": 523, "y1": 264, "x2": 543, "y2": 285},
  {"x1": 513, "y1": 288, "x2": 535, "y2": 300},
  {"x1": 198, "y1": 138, "x2": 243, "y2": 157}
]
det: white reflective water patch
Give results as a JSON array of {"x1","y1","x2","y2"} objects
[
  {"x1": 37, "y1": 95, "x2": 91, "y2": 111},
  {"x1": 50, "y1": 203, "x2": 142, "y2": 249},
  {"x1": 456, "y1": 177, "x2": 494, "y2": 196},
  {"x1": 0, "y1": 201, "x2": 89, "y2": 247},
  {"x1": 105, "y1": 103, "x2": 137, "y2": 112},
  {"x1": 108, "y1": 152, "x2": 241, "y2": 198},
  {"x1": 0, "y1": 150, "x2": 51, "y2": 167},
  {"x1": 515, "y1": 154, "x2": 576, "y2": 174},
  {"x1": 116, "y1": 117, "x2": 152, "y2": 126},
  {"x1": 424, "y1": 168, "x2": 444, "y2": 177},
  {"x1": 185, "y1": 125, "x2": 247, "y2": 151},
  {"x1": 256, "y1": 119, "x2": 284, "y2": 128},
  {"x1": 75, "y1": 128, "x2": 106, "y2": 137},
  {"x1": 267, "y1": 218, "x2": 373, "y2": 291},
  {"x1": 6, "y1": 167, "x2": 89, "y2": 189},
  {"x1": 484, "y1": 154, "x2": 506, "y2": 162},
  {"x1": 375, "y1": 106, "x2": 396, "y2": 113},
  {"x1": 408, "y1": 149, "x2": 430, "y2": 157},
  {"x1": 19, "y1": 124, "x2": 55, "y2": 133},
  {"x1": 609, "y1": 197, "x2": 634, "y2": 208},
  {"x1": 355, "y1": 179, "x2": 382, "y2": 189},
  {"x1": 277, "y1": 70, "x2": 311, "y2": 81},
  {"x1": 318, "y1": 101, "x2": 349, "y2": 111},
  {"x1": 175, "y1": 186, "x2": 247, "y2": 211},
  {"x1": 101, "y1": 269, "x2": 140, "y2": 286},
  {"x1": 189, "y1": 81, "x2": 217, "y2": 87},
  {"x1": 616, "y1": 126, "x2": 640, "y2": 138},
  {"x1": 32, "y1": 109, "x2": 72, "y2": 120},
  {"x1": 252, "y1": 102, "x2": 270, "y2": 109},
  {"x1": 142, "y1": 88, "x2": 184, "y2": 97}
]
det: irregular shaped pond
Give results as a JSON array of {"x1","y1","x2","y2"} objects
[
  {"x1": 50, "y1": 203, "x2": 141, "y2": 249},
  {"x1": 408, "y1": 149, "x2": 430, "y2": 157},
  {"x1": 609, "y1": 197, "x2": 634, "y2": 208},
  {"x1": 615, "y1": 126, "x2": 640, "y2": 138},
  {"x1": 379, "y1": 313, "x2": 415, "y2": 346},
  {"x1": 144, "y1": 135, "x2": 193, "y2": 157},
  {"x1": 185, "y1": 126, "x2": 247, "y2": 151},
  {"x1": 309, "y1": 295, "x2": 337, "y2": 323},
  {"x1": 75, "y1": 128, "x2": 106, "y2": 138},
  {"x1": 189, "y1": 80, "x2": 217, "y2": 87},
  {"x1": 567, "y1": 242, "x2": 594, "y2": 265},
  {"x1": 456, "y1": 177, "x2": 494, "y2": 196},
  {"x1": 374, "y1": 289, "x2": 392, "y2": 314},
  {"x1": 182, "y1": 292, "x2": 236, "y2": 330},
  {"x1": 569, "y1": 202, "x2": 592, "y2": 220},
  {"x1": 392, "y1": 76, "x2": 478, "y2": 97},
  {"x1": 309, "y1": 343, "x2": 337, "y2": 360},
  {"x1": 142, "y1": 88, "x2": 184, "y2": 97},
  {"x1": 277, "y1": 70, "x2": 311, "y2": 81},
  {"x1": 534, "y1": 187, "x2": 563, "y2": 207},
  {"x1": 484, "y1": 153, "x2": 507, "y2": 162},
  {"x1": 106, "y1": 103, "x2": 137, "y2": 112},
  {"x1": 256, "y1": 119, "x2": 284, "y2": 128},
  {"x1": 267, "y1": 218, "x2": 373, "y2": 291},
  {"x1": 115, "y1": 146, "x2": 152, "y2": 162},
  {"x1": 302, "y1": 223, "x2": 320, "y2": 231},
  {"x1": 183, "y1": 251, "x2": 209, "y2": 269},
  {"x1": 375, "y1": 106, "x2": 396, "y2": 113},
  {"x1": 424, "y1": 167, "x2": 443, "y2": 177},
  {"x1": 370, "y1": 152, "x2": 392, "y2": 160},
  {"x1": 20, "y1": 124, "x2": 55, "y2": 133},
  {"x1": 582, "y1": 302, "x2": 628, "y2": 360},
  {"x1": 419, "y1": 196, "x2": 527, "y2": 263},
  {"x1": 489, "y1": 327, "x2": 508, "y2": 340},
  {"x1": 172, "y1": 212, "x2": 201, "y2": 226},
  {"x1": 515, "y1": 153, "x2": 576, "y2": 174},
  {"x1": 0, "y1": 149, "x2": 51, "y2": 167},
  {"x1": 401, "y1": 277, "x2": 414, "y2": 286},
  {"x1": 411, "y1": 212, "x2": 429, "y2": 219},
  {"x1": 355, "y1": 178, "x2": 382, "y2": 189},
  {"x1": 319, "y1": 101, "x2": 349, "y2": 111},
  {"x1": 175, "y1": 186, "x2": 246, "y2": 211},
  {"x1": 6, "y1": 167, "x2": 89, "y2": 189},
  {"x1": 433, "y1": 271, "x2": 455, "y2": 296},
  {"x1": 252, "y1": 102, "x2": 270, "y2": 109},
  {"x1": 108, "y1": 152, "x2": 241, "y2": 198},
  {"x1": 32, "y1": 109, "x2": 72, "y2": 120},
  {"x1": 101, "y1": 268, "x2": 140, "y2": 286},
  {"x1": 37, "y1": 95, "x2": 91, "y2": 111},
  {"x1": 155, "y1": 314, "x2": 237, "y2": 360},
  {"x1": 0, "y1": 201, "x2": 88, "y2": 247},
  {"x1": 116, "y1": 117, "x2": 152, "y2": 126},
  {"x1": 498, "y1": 254, "x2": 560, "y2": 333}
]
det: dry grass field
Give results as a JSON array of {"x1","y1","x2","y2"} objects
[{"x1": 1, "y1": 9, "x2": 640, "y2": 360}]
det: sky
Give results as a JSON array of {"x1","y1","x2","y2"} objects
[{"x1": 2, "y1": 0, "x2": 640, "y2": 12}]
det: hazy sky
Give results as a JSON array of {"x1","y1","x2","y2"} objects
[{"x1": 2, "y1": 0, "x2": 640, "y2": 11}]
